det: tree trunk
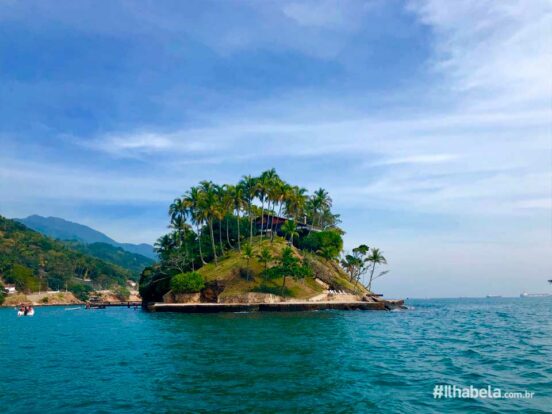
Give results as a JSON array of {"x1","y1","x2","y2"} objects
[
  {"x1": 249, "y1": 203, "x2": 253, "y2": 245},
  {"x1": 353, "y1": 271, "x2": 360, "y2": 290},
  {"x1": 197, "y1": 225, "x2": 207, "y2": 265},
  {"x1": 260, "y1": 198, "x2": 265, "y2": 241},
  {"x1": 184, "y1": 234, "x2": 190, "y2": 269},
  {"x1": 218, "y1": 219, "x2": 225, "y2": 255},
  {"x1": 265, "y1": 201, "x2": 271, "y2": 239},
  {"x1": 237, "y1": 208, "x2": 241, "y2": 252},
  {"x1": 281, "y1": 275, "x2": 287, "y2": 296},
  {"x1": 226, "y1": 218, "x2": 234, "y2": 249},
  {"x1": 209, "y1": 220, "x2": 218, "y2": 264},
  {"x1": 367, "y1": 264, "x2": 376, "y2": 291},
  {"x1": 271, "y1": 202, "x2": 283, "y2": 242}
]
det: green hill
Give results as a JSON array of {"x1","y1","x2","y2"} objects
[
  {"x1": 139, "y1": 168, "x2": 385, "y2": 304},
  {"x1": 16, "y1": 215, "x2": 156, "y2": 259},
  {"x1": 66, "y1": 241, "x2": 154, "y2": 280},
  {"x1": 198, "y1": 237, "x2": 367, "y2": 301},
  {"x1": 0, "y1": 215, "x2": 131, "y2": 298},
  {"x1": 140, "y1": 237, "x2": 368, "y2": 303}
]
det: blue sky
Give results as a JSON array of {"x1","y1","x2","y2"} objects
[{"x1": 1, "y1": 0, "x2": 551, "y2": 297}]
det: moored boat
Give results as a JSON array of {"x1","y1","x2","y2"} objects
[
  {"x1": 17, "y1": 305, "x2": 35, "y2": 316},
  {"x1": 520, "y1": 292, "x2": 552, "y2": 298}
]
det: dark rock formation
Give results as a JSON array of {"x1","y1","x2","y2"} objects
[{"x1": 200, "y1": 280, "x2": 225, "y2": 303}]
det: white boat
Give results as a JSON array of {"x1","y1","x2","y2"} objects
[
  {"x1": 17, "y1": 308, "x2": 35, "y2": 316},
  {"x1": 520, "y1": 292, "x2": 552, "y2": 298}
]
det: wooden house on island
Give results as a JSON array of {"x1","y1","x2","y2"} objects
[{"x1": 254, "y1": 213, "x2": 321, "y2": 235}]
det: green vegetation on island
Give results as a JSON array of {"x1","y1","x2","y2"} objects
[{"x1": 139, "y1": 169, "x2": 388, "y2": 303}]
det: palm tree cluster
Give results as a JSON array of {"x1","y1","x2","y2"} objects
[
  {"x1": 155, "y1": 169, "x2": 341, "y2": 271},
  {"x1": 341, "y1": 245, "x2": 389, "y2": 291}
]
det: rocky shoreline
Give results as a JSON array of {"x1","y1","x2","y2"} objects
[
  {"x1": 0, "y1": 290, "x2": 140, "y2": 307},
  {"x1": 148, "y1": 298, "x2": 405, "y2": 313}
]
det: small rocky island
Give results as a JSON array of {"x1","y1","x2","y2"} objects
[{"x1": 139, "y1": 169, "x2": 404, "y2": 312}]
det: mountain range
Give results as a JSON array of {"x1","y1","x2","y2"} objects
[{"x1": 16, "y1": 215, "x2": 156, "y2": 259}]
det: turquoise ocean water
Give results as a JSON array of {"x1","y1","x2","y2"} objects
[{"x1": 1, "y1": 298, "x2": 550, "y2": 413}]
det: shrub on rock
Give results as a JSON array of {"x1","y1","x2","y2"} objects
[{"x1": 171, "y1": 271, "x2": 205, "y2": 294}]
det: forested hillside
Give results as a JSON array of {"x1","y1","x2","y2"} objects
[
  {"x1": 0, "y1": 216, "x2": 131, "y2": 296},
  {"x1": 66, "y1": 241, "x2": 154, "y2": 280},
  {"x1": 17, "y1": 215, "x2": 156, "y2": 259}
]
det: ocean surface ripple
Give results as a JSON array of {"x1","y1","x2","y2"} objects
[{"x1": 1, "y1": 297, "x2": 551, "y2": 413}]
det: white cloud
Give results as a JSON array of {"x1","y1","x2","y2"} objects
[
  {"x1": 0, "y1": 158, "x2": 180, "y2": 203},
  {"x1": 513, "y1": 198, "x2": 552, "y2": 210},
  {"x1": 282, "y1": 0, "x2": 370, "y2": 30},
  {"x1": 85, "y1": 130, "x2": 228, "y2": 158},
  {"x1": 370, "y1": 153, "x2": 458, "y2": 166},
  {"x1": 408, "y1": 0, "x2": 552, "y2": 109}
]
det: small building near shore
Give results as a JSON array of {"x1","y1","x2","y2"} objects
[{"x1": 3, "y1": 285, "x2": 17, "y2": 294}]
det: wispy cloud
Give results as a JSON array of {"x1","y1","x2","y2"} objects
[
  {"x1": 369, "y1": 154, "x2": 458, "y2": 166},
  {"x1": 282, "y1": 0, "x2": 372, "y2": 30},
  {"x1": 408, "y1": 0, "x2": 552, "y2": 109},
  {"x1": 86, "y1": 131, "x2": 220, "y2": 157}
]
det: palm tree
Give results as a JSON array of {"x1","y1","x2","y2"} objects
[
  {"x1": 214, "y1": 184, "x2": 227, "y2": 255},
  {"x1": 233, "y1": 183, "x2": 245, "y2": 252},
  {"x1": 341, "y1": 254, "x2": 360, "y2": 282},
  {"x1": 154, "y1": 233, "x2": 175, "y2": 260},
  {"x1": 278, "y1": 246, "x2": 300, "y2": 295},
  {"x1": 169, "y1": 197, "x2": 186, "y2": 224},
  {"x1": 242, "y1": 243, "x2": 253, "y2": 281},
  {"x1": 169, "y1": 213, "x2": 188, "y2": 238},
  {"x1": 169, "y1": 214, "x2": 192, "y2": 263},
  {"x1": 257, "y1": 246, "x2": 272, "y2": 271},
  {"x1": 239, "y1": 175, "x2": 257, "y2": 245},
  {"x1": 257, "y1": 169, "x2": 278, "y2": 241},
  {"x1": 366, "y1": 248, "x2": 387, "y2": 291},
  {"x1": 285, "y1": 186, "x2": 308, "y2": 223},
  {"x1": 267, "y1": 178, "x2": 285, "y2": 239},
  {"x1": 311, "y1": 188, "x2": 332, "y2": 228},
  {"x1": 318, "y1": 208, "x2": 341, "y2": 229},
  {"x1": 269, "y1": 182, "x2": 290, "y2": 241},
  {"x1": 281, "y1": 219, "x2": 299, "y2": 244},
  {"x1": 317, "y1": 245, "x2": 337, "y2": 262},
  {"x1": 222, "y1": 184, "x2": 236, "y2": 249},
  {"x1": 198, "y1": 180, "x2": 219, "y2": 265},
  {"x1": 183, "y1": 186, "x2": 207, "y2": 265}
]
